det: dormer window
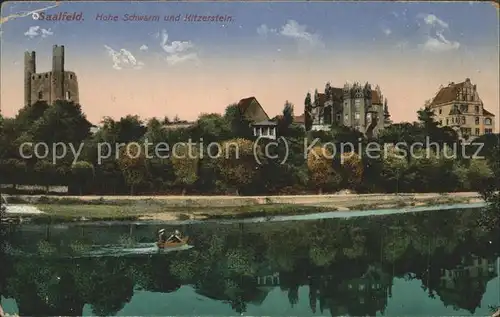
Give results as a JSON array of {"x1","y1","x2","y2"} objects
[{"x1": 485, "y1": 118, "x2": 492, "y2": 125}]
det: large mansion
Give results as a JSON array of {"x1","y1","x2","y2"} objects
[
  {"x1": 307, "y1": 82, "x2": 392, "y2": 138},
  {"x1": 429, "y1": 78, "x2": 495, "y2": 140}
]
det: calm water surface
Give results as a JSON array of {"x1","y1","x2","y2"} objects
[{"x1": 1, "y1": 207, "x2": 499, "y2": 316}]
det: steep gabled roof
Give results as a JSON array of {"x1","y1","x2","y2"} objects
[
  {"x1": 237, "y1": 96, "x2": 256, "y2": 114},
  {"x1": 430, "y1": 82, "x2": 466, "y2": 107},
  {"x1": 483, "y1": 109, "x2": 495, "y2": 117},
  {"x1": 237, "y1": 96, "x2": 271, "y2": 121}
]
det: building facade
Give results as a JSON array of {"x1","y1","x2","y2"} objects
[
  {"x1": 24, "y1": 45, "x2": 80, "y2": 106},
  {"x1": 237, "y1": 96, "x2": 277, "y2": 139},
  {"x1": 308, "y1": 82, "x2": 391, "y2": 138},
  {"x1": 429, "y1": 78, "x2": 496, "y2": 140}
]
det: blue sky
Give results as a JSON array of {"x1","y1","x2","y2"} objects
[
  {"x1": 1, "y1": 1, "x2": 498, "y2": 124},
  {"x1": 1, "y1": 1, "x2": 498, "y2": 54}
]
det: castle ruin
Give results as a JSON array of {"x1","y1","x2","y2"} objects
[{"x1": 24, "y1": 45, "x2": 79, "y2": 106}]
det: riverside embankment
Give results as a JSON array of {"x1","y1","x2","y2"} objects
[{"x1": 1, "y1": 192, "x2": 484, "y2": 222}]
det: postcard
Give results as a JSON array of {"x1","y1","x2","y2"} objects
[{"x1": 0, "y1": 1, "x2": 499, "y2": 316}]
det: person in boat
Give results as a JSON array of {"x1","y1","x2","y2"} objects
[
  {"x1": 158, "y1": 229, "x2": 183, "y2": 244},
  {"x1": 158, "y1": 229, "x2": 167, "y2": 243},
  {"x1": 166, "y1": 229, "x2": 182, "y2": 243}
]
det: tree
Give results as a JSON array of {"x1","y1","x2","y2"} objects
[
  {"x1": 117, "y1": 144, "x2": 149, "y2": 194},
  {"x1": 191, "y1": 113, "x2": 230, "y2": 149},
  {"x1": 33, "y1": 160, "x2": 59, "y2": 193},
  {"x1": 71, "y1": 161, "x2": 95, "y2": 195},
  {"x1": 14, "y1": 100, "x2": 50, "y2": 131},
  {"x1": 0, "y1": 159, "x2": 28, "y2": 188},
  {"x1": 278, "y1": 101, "x2": 294, "y2": 136},
  {"x1": 307, "y1": 146, "x2": 341, "y2": 194},
  {"x1": 224, "y1": 105, "x2": 253, "y2": 139},
  {"x1": 216, "y1": 138, "x2": 259, "y2": 195},
  {"x1": 380, "y1": 147, "x2": 409, "y2": 193},
  {"x1": 304, "y1": 93, "x2": 313, "y2": 132},
  {"x1": 340, "y1": 152, "x2": 363, "y2": 190},
  {"x1": 171, "y1": 143, "x2": 199, "y2": 195},
  {"x1": 29, "y1": 100, "x2": 91, "y2": 146}
]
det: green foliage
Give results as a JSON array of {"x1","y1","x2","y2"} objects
[
  {"x1": 304, "y1": 93, "x2": 313, "y2": 132},
  {"x1": 0, "y1": 98, "x2": 496, "y2": 195},
  {"x1": 1, "y1": 209, "x2": 498, "y2": 316}
]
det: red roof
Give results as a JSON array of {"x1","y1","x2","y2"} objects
[
  {"x1": 237, "y1": 96, "x2": 257, "y2": 114},
  {"x1": 294, "y1": 114, "x2": 305, "y2": 124}
]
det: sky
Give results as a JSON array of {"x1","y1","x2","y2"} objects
[{"x1": 1, "y1": 1, "x2": 498, "y2": 129}]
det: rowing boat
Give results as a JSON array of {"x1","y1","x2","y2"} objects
[{"x1": 156, "y1": 236, "x2": 189, "y2": 249}]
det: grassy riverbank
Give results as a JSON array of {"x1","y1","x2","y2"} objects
[
  {"x1": 1, "y1": 192, "x2": 483, "y2": 223},
  {"x1": 32, "y1": 203, "x2": 334, "y2": 222}
]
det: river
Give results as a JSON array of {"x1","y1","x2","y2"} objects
[{"x1": 0, "y1": 206, "x2": 499, "y2": 316}]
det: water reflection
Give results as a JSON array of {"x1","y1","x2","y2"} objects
[{"x1": 0, "y1": 208, "x2": 499, "y2": 316}]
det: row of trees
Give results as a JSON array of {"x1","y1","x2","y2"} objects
[
  {"x1": 0, "y1": 208, "x2": 499, "y2": 316},
  {"x1": 0, "y1": 99, "x2": 498, "y2": 195}
]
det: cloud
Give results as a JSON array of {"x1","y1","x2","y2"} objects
[
  {"x1": 139, "y1": 44, "x2": 148, "y2": 51},
  {"x1": 421, "y1": 14, "x2": 448, "y2": 28},
  {"x1": 256, "y1": 24, "x2": 276, "y2": 36},
  {"x1": 159, "y1": 29, "x2": 198, "y2": 65},
  {"x1": 257, "y1": 20, "x2": 324, "y2": 50},
  {"x1": 24, "y1": 25, "x2": 53, "y2": 39},
  {"x1": 382, "y1": 27, "x2": 392, "y2": 36},
  {"x1": 417, "y1": 13, "x2": 460, "y2": 52},
  {"x1": 104, "y1": 45, "x2": 144, "y2": 70},
  {"x1": 421, "y1": 34, "x2": 460, "y2": 52},
  {"x1": 279, "y1": 20, "x2": 323, "y2": 47}
]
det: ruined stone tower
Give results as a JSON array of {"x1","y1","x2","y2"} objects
[{"x1": 24, "y1": 45, "x2": 79, "y2": 106}]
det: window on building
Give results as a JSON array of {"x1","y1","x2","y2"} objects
[
  {"x1": 354, "y1": 112, "x2": 360, "y2": 119},
  {"x1": 439, "y1": 109, "x2": 442, "y2": 114},
  {"x1": 344, "y1": 114, "x2": 349, "y2": 122},
  {"x1": 336, "y1": 114, "x2": 341, "y2": 121},
  {"x1": 485, "y1": 128, "x2": 493, "y2": 134},
  {"x1": 66, "y1": 91, "x2": 71, "y2": 100},
  {"x1": 45, "y1": 74, "x2": 48, "y2": 79},
  {"x1": 38, "y1": 91, "x2": 43, "y2": 100},
  {"x1": 485, "y1": 118, "x2": 492, "y2": 125},
  {"x1": 439, "y1": 120, "x2": 442, "y2": 125},
  {"x1": 461, "y1": 116, "x2": 466, "y2": 124},
  {"x1": 460, "y1": 104, "x2": 468, "y2": 112},
  {"x1": 475, "y1": 128, "x2": 480, "y2": 135},
  {"x1": 355, "y1": 100, "x2": 360, "y2": 110},
  {"x1": 38, "y1": 75, "x2": 41, "y2": 79},
  {"x1": 69, "y1": 74, "x2": 73, "y2": 79},
  {"x1": 475, "y1": 106, "x2": 480, "y2": 113},
  {"x1": 446, "y1": 118, "x2": 449, "y2": 125},
  {"x1": 475, "y1": 117, "x2": 480, "y2": 125}
]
